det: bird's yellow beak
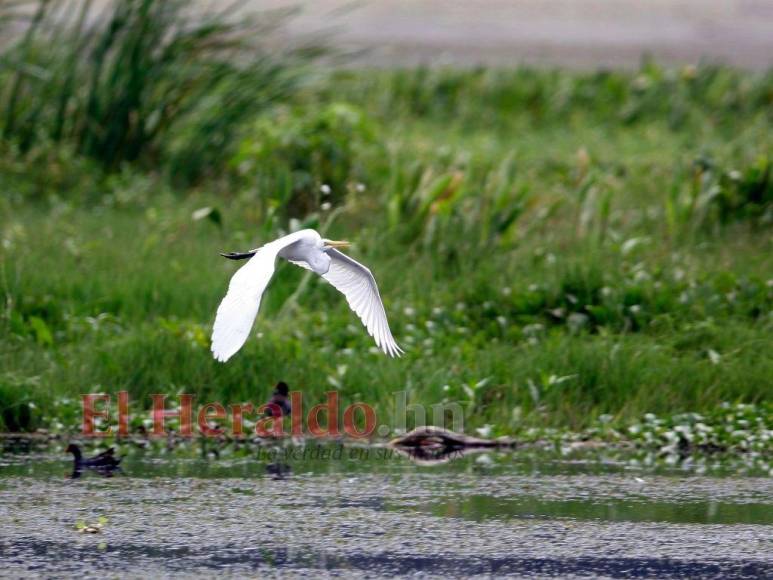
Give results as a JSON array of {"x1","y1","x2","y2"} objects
[{"x1": 323, "y1": 239, "x2": 350, "y2": 248}]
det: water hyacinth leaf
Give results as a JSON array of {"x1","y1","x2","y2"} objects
[{"x1": 475, "y1": 424, "x2": 493, "y2": 437}]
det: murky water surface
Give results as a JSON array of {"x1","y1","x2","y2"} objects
[{"x1": 0, "y1": 441, "x2": 771, "y2": 578}]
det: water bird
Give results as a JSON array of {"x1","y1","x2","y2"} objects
[
  {"x1": 265, "y1": 381, "x2": 291, "y2": 417},
  {"x1": 266, "y1": 462, "x2": 292, "y2": 480},
  {"x1": 212, "y1": 229, "x2": 402, "y2": 362},
  {"x1": 66, "y1": 444, "x2": 122, "y2": 476}
]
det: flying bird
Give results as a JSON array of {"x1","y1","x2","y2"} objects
[{"x1": 211, "y1": 229, "x2": 403, "y2": 362}]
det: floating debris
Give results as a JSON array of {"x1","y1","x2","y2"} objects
[
  {"x1": 390, "y1": 426, "x2": 515, "y2": 449},
  {"x1": 389, "y1": 427, "x2": 515, "y2": 465},
  {"x1": 75, "y1": 516, "x2": 108, "y2": 534}
]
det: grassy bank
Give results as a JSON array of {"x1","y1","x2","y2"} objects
[{"x1": 1, "y1": 3, "x2": 771, "y2": 438}]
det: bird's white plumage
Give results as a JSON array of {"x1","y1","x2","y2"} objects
[
  {"x1": 210, "y1": 245, "x2": 275, "y2": 362},
  {"x1": 322, "y1": 249, "x2": 403, "y2": 357},
  {"x1": 211, "y1": 231, "x2": 307, "y2": 362},
  {"x1": 211, "y1": 229, "x2": 402, "y2": 362}
]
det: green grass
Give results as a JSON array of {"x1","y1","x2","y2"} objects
[{"x1": 0, "y1": 15, "x2": 771, "y2": 438}]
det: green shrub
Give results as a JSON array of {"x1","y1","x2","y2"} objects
[
  {"x1": 231, "y1": 103, "x2": 374, "y2": 216},
  {"x1": 0, "y1": 378, "x2": 44, "y2": 431}
]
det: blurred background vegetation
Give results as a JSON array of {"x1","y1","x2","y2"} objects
[{"x1": 0, "y1": 0, "x2": 771, "y2": 439}]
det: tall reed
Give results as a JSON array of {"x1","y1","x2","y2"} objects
[{"x1": 0, "y1": 0, "x2": 317, "y2": 180}]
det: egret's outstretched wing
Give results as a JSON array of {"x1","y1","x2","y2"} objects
[
  {"x1": 211, "y1": 233, "x2": 304, "y2": 362},
  {"x1": 321, "y1": 249, "x2": 403, "y2": 357}
]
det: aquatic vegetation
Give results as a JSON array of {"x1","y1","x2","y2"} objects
[
  {"x1": 74, "y1": 516, "x2": 108, "y2": 534},
  {"x1": 624, "y1": 404, "x2": 773, "y2": 455}
]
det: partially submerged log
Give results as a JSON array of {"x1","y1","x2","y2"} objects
[
  {"x1": 389, "y1": 426, "x2": 515, "y2": 451},
  {"x1": 388, "y1": 427, "x2": 514, "y2": 465}
]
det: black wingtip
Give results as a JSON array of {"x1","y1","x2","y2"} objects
[{"x1": 220, "y1": 250, "x2": 257, "y2": 260}]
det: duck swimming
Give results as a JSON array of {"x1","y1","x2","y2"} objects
[
  {"x1": 266, "y1": 462, "x2": 292, "y2": 480},
  {"x1": 66, "y1": 444, "x2": 123, "y2": 476}
]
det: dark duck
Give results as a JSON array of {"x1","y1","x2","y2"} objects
[
  {"x1": 66, "y1": 444, "x2": 123, "y2": 477},
  {"x1": 264, "y1": 381, "x2": 291, "y2": 417}
]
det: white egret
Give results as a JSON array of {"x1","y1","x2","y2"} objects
[{"x1": 211, "y1": 229, "x2": 403, "y2": 362}]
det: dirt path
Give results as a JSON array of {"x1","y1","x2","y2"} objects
[{"x1": 244, "y1": 0, "x2": 773, "y2": 69}]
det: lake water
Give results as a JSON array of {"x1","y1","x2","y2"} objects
[{"x1": 1, "y1": 441, "x2": 771, "y2": 578}]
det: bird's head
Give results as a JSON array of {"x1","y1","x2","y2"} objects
[{"x1": 322, "y1": 238, "x2": 350, "y2": 249}]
